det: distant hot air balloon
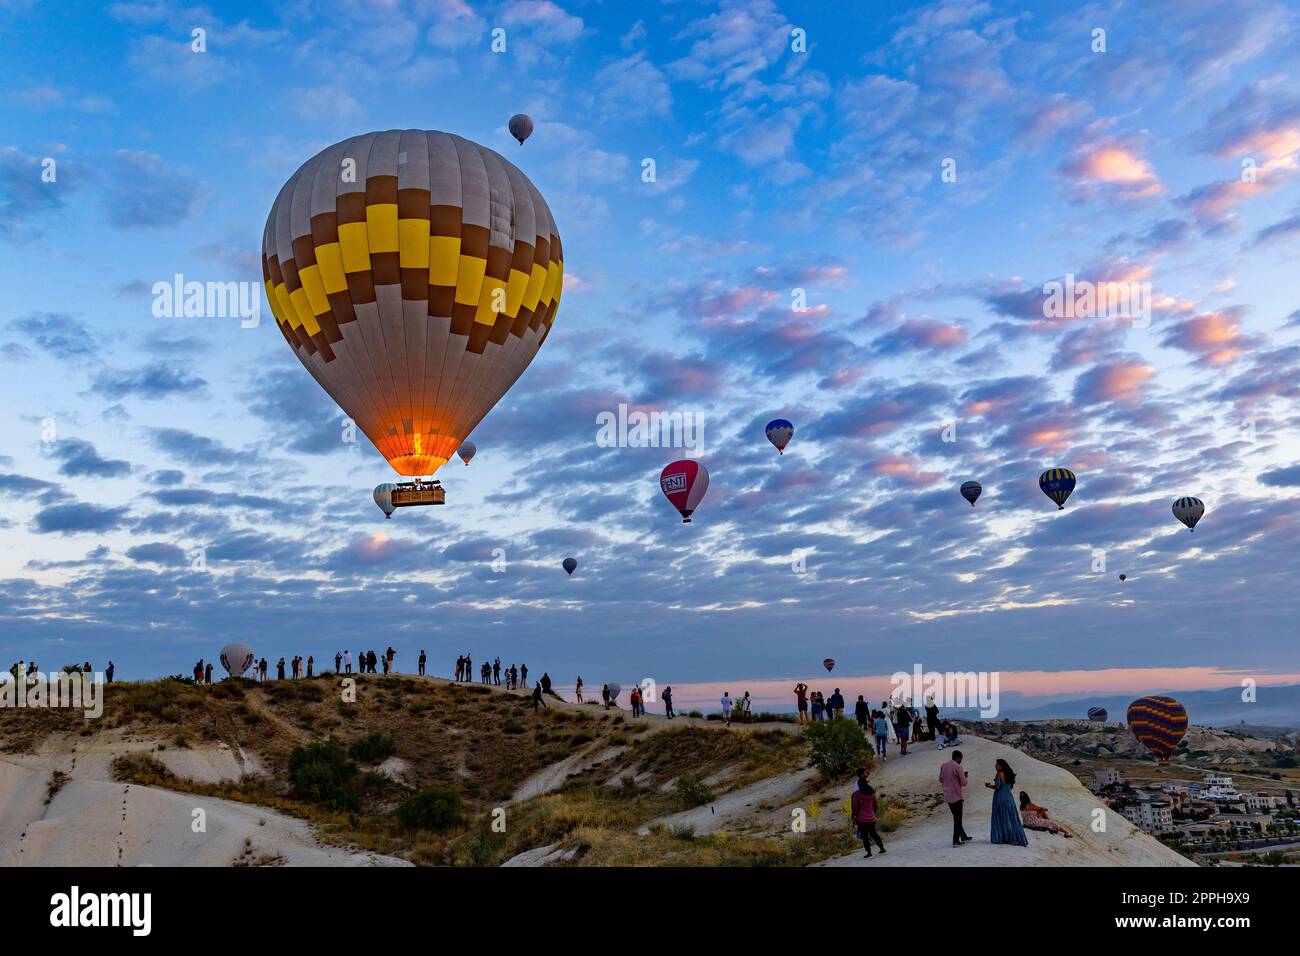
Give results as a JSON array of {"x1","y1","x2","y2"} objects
[
  {"x1": 823, "y1": 658, "x2": 835, "y2": 672},
  {"x1": 508, "y1": 114, "x2": 534, "y2": 145},
  {"x1": 960, "y1": 480, "x2": 982, "y2": 506},
  {"x1": 1127, "y1": 696, "x2": 1188, "y2": 762},
  {"x1": 1172, "y1": 496, "x2": 1204, "y2": 532},
  {"x1": 1038, "y1": 468, "x2": 1076, "y2": 510},
  {"x1": 562, "y1": 557, "x2": 577, "y2": 576},
  {"x1": 262, "y1": 131, "x2": 563, "y2": 481},
  {"x1": 457, "y1": 442, "x2": 477, "y2": 466},
  {"x1": 219, "y1": 642, "x2": 255, "y2": 678},
  {"x1": 374, "y1": 483, "x2": 396, "y2": 519},
  {"x1": 1087, "y1": 707, "x2": 1108, "y2": 722},
  {"x1": 606, "y1": 682, "x2": 621, "y2": 702},
  {"x1": 1118, "y1": 573, "x2": 1127, "y2": 582},
  {"x1": 765, "y1": 419, "x2": 794, "y2": 454},
  {"x1": 659, "y1": 460, "x2": 709, "y2": 522}
]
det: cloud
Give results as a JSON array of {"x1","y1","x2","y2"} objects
[
  {"x1": 1060, "y1": 140, "x2": 1163, "y2": 203},
  {"x1": 1071, "y1": 358, "x2": 1156, "y2": 405},
  {"x1": 6, "y1": 313, "x2": 97, "y2": 360},
  {"x1": 33, "y1": 501, "x2": 130, "y2": 535},
  {"x1": 1160, "y1": 309, "x2": 1254, "y2": 366},
  {"x1": 1259, "y1": 465, "x2": 1300, "y2": 487},
  {"x1": 90, "y1": 362, "x2": 207, "y2": 399},
  {"x1": 48, "y1": 439, "x2": 132, "y2": 478},
  {"x1": 0, "y1": 147, "x2": 78, "y2": 240},
  {"x1": 594, "y1": 52, "x2": 672, "y2": 118},
  {"x1": 125, "y1": 542, "x2": 187, "y2": 566},
  {"x1": 102, "y1": 151, "x2": 201, "y2": 229}
]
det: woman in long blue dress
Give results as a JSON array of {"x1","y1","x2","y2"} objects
[{"x1": 986, "y1": 758, "x2": 1029, "y2": 846}]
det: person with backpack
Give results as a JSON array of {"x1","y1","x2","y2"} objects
[
  {"x1": 855, "y1": 695, "x2": 870, "y2": 729},
  {"x1": 894, "y1": 700, "x2": 912, "y2": 755}
]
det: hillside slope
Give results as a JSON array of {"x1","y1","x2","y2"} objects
[{"x1": 0, "y1": 675, "x2": 1194, "y2": 867}]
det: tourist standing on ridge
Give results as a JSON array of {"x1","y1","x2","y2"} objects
[
  {"x1": 925, "y1": 696, "x2": 941, "y2": 741},
  {"x1": 851, "y1": 778, "x2": 886, "y2": 858},
  {"x1": 531, "y1": 683, "x2": 547, "y2": 711},
  {"x1": 794, "y1": 682, "x2": 809, "y2": 723},
  {"x1": 602, "y1": 684, "x2": 611, "y2": 709},
  {"x1": 493, "y1": 658, "x2": 501, "y2": 685},
  {"x1": 740, "y1": 691, "x2": 752, "y2": 723},
  {"x1": 418, "y1": 649, "x2": 426, "y2": 676},
  {"x1": 106, "y1": 661, "x2": 115, "y2": 683},
  {"x1": 987, "y1": 759, "x2": 1029, "y2": 847},
  {"x1": 829, "y1": 688, "x2": 845, "y2": 719},
  {"x1": 940, "y1": 750, "x2": 972, "y2": 847},
  {"x1": 307, "y1": 656, "x2": 314, "y2": 678},
  {"x1": 520, "y1": 664, "x2": 528, "y2": 687},
  {"x1": 873, "y1": 710, "x2": 890, "y2": 759},
  {"x1": 720, "y1": 691, "x2": 733, "y2": 727},
  {"x1": 894, "y1": 700, "x2": 912, "y2": 755},
  {"x1": 855, "y1": 695, "x2": 869, "y2": 729},
  {"x1": 663, "y1": 685, "x2": 674, "y2": 718},
  {"x1": 575, "y1": 676, "x2": 584, "y2": 702}
]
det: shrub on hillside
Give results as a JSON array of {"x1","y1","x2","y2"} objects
[
  {"x1": 347, "y1": 731, "x2": 396, "y2": 763},
  {"x1": 288, "y1": 737, "x2": 359, "y2": 810},
  {"x1": 674, "y1": 773, "x2": 713, "y2": 809},
  {"x1": 396, "y1": 786, "x2": 463, "y2": 832},
  {"x1": 804, "y1": 718, "x2": 871, "y2": 780}
]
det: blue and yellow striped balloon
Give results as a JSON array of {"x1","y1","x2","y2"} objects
[{"x1": 1038, "y1": 468, "x2": 1076, "y2": 509}]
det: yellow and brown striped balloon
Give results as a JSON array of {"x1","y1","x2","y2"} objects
[{"x1": 262, "y1": 130, "x2": 563, "y2": 476}]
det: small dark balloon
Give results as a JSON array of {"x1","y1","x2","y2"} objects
[
  {"x1": 1119, "y1": 574, "x2": 1127, "y2": 582},
  {"x1": 562, "y1": 557, "x2": 577, "y2": 575},
  {"x1": 509, "y1": 114, "x2": 534, "y2": 145}
]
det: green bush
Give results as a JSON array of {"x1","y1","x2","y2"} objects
[
  {"x1": 674, "y1": 773, "x2": 713, "y2": 809},
  {"x1": 397, "y1": 786, "x2": 463, "y2": 832},
  {"x1": 804, "y1": 718, "x2": 872, "y2": 780},
  {"x1": 288, "y1": 737, "x2": 359, "y2": 810},
  {"x1": 348, "y1": 731, "x2": 396, "y2": 763}
]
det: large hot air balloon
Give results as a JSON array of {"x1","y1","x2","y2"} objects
[
  {"x1": 508, "y1": 114, "x2": 534, "y2": 145},
  {"x1": 562, "y1": 557, "x2": 577, "y2": 576},
  {"x1": 1127, "y1": 696, "x2": 1188, "y2": 762},
  {"x1": 822, "y1": 658, "x2": 835, "y2": 672},
  {"x1": 219, "y1": 642, "x2": 255, "y2": 678},
  {"x1": 659, "y1": 460, "x2": 709, "y2": 522},
  {"x1": 765, "y1": 419, "x2": 794, "y2": 454},
  {"x1": 262, "y1": 131, "x2": 563, "y2": 490},
  {"x1": 457, "y1": 442, "x2": 476, "y2": 465},
  {"x1": 606, "y1": 682, "x2": 621, "y2": 702},
  {"x1": 1172, "y1": 496, "x2": 1204, "y2": 532},
  {"x1": 1038, "y1": 468, "x2": 1076, "y2": 509},
  {"x1": 373, "y1": 483, "x2": 396, "y2": 518},
  {"x1": 1087, "y1": 706, "x2": 1108, "y2": 722},
  {"x1": 960, "y1": 480, "x2": 982, "y2": 506}
]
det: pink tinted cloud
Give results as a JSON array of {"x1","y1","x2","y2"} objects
[
  {"x1": 1061, "y1": 140, "x2": 1163, "y2": 202},
  {"x1": 1163, "y1": 309, "x2": 1254, "y2": 365},
  {"x1": 1074, "y1": 358, "x2": 1156, "y2": 404}
]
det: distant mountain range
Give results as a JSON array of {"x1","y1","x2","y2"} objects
[{"x1": 949, "y1": 684, "x2": 1300, "y2": 730}]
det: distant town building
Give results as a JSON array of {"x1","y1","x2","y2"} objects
[
  {"x1": 1094, "y1": 768, "x2": 1121, "y2": 789},
  {"x1": 1120, "y1": 796, "x2": 1174, "y2": 834}
]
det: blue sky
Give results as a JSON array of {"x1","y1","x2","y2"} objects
[{"x1": 2, "y1": 0, "x2": 1299, "y2": 702}]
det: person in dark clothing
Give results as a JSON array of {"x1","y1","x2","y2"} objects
[
  {"x1": 602, "y1": 684, "x2": 611, "y2": 709},
  {"x1": 520, "y1": 664, "x2": 528, "y2": 687},
  {"x1": 418, "y1": 649, "x2": 426, "y2": 676},
  {"x1": 493, "y1": 658, "x2": 500, "y2": 685},
  {"x1": 204, "y1": 662, "x2": 213, "y2": 684},
  {"x1": 540, "y1": 672, "x2": 551, "y2": 694},
  {"x1": 276, "y1": 658, "x2": 286, "y2": 680},
  {"x1": 531, "y1": 683, "x2": 547, "y2": 711},
  {"x1": 663, "y1": 686, "x2": 675, "y2": 718},
  {"x1": 368, "y1": 649, "x2": 377, "y2": 673},
  {"x1": 106, "y1": 661, "x2": 115, "y2": 683},
  {"x1": 306, "y1": 656, "x2": 314, "y2": 678},
  {"x1": 464, "y1": 655, "x2": 472, "y2": 682},
  {"x1": 335, "y1": 651, "x2": 342, "y2": 673},
  {"x1": 854, "y1": 695, "x2": 870, "y2": 728},
  {"x1": 925, "y1": 697, "x2": 941, "y2": 741}
]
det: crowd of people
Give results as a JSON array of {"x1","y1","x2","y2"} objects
[{"x1": 6, "y1": 659, "x2": 114, "y2": 682}]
